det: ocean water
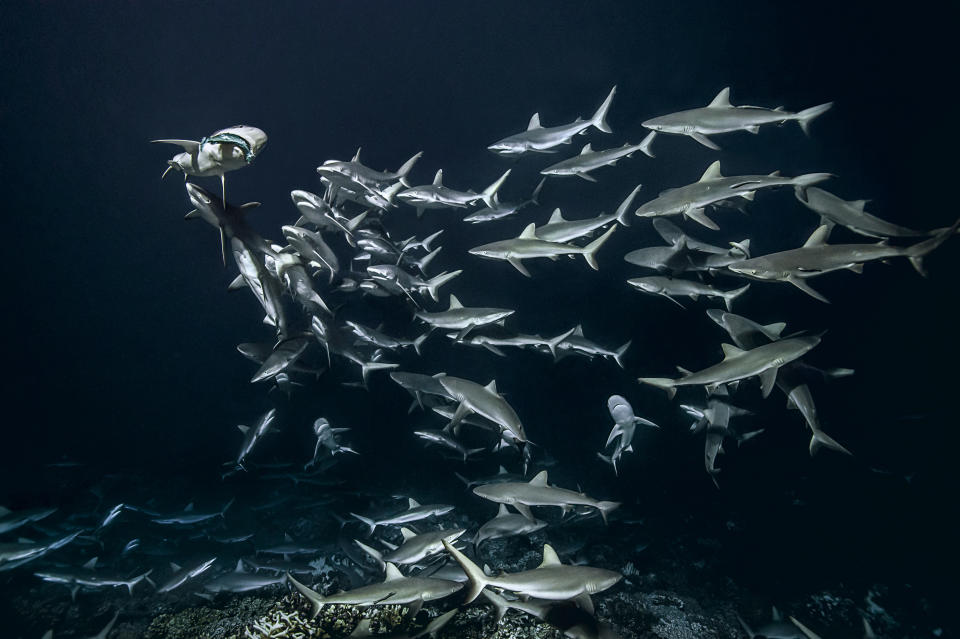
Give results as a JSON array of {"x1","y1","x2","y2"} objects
[{"x1": 1, "y1": 2, "x2": 957, "y2": 637}]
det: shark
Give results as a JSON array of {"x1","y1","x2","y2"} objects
[
  {"x1": 726, "y1": 219, "x2": 960, "y2": 302},
  {"x1": 472, "y1": 470, "x2": 620, "y2": 524},
  {"x1": 795, "y1": 186, "x2": 932, "y2": 239},
  {"x1": 413, "y1": 428, "x2": 486, "y2": 462},
  {"x1": 554, "y1": 325, "x2": 631, "y2": 368},
  {"x1": 151, "y1": 498, "x2": 234, "y2": 526},
  {"x1": 488, "y1": 86, "x2": 616, "y2": 156},
  {"x1": 627, "y1": 276, "x2": 750, "y2": 310},
  {"x1": 390, "y1": 372, "x2": 454, "y2": 411},
  {"x1": 185, "y1": 182, "x2": 276, "y2": 265},
  {"x1": 35, "y1": 557, "x2": 152, "y2": 599},
  {"x1": 534, "y1": 208, "x2": 624, "y2": 243},
  {"x1": 634, "y1": 161, "x2": 831, "y2": 230},
  {"x1": 357, "y1": 527, "x2": 467, "y2": 567},
  {"x1": 475, "y1": 503, "x2": 548, "y2": 547},
  {"x1": 638, "y1": 334, "x2": 822, "y2": 399},
  {"x1": 442, "y1": 541, "x2": 622, "y2": 614},
  {"x1": 203, "y1": 559, "x2": 287, "y2": 593},
  {"x1": 154, "y1": 125, "x2": 267, "y2": 205},
  {"x1": 282, "y1": 225, "x2": 340, "y2": 280},
  {"x1": 351, "y1": 498, "x2": 455, "y2": 534},
  {"x1": 346, "y1": 321, "x2": 428, "y2": 356},
  {"x1": 316, "y1": 149, "x2": 422, "y2": 196},
  {"x1": 249, "y1": 338, "x2": 310, "y2": 384},
  {"x1": 463, "y1": 178, "x2": 545, "y2": 224},
  {"x1": 397, "y1": 169, "x2": 511, "y2": 217},
  {"x1": 0, "y1": 506, "x2": 56, "y2": 535},
  {"x1": 469, "y1": 223, "x2": 617, "y2": 277},
  {"x1": 236, "y1": 408, "x2": 279, "y2": 468},
  {"x1": 287, "y1": 563, "x2": 463, "y2": 618},
  {"x1": 540, "y1": 134, "x2": 656, "y2": 181},
  {"x1": 156, "y1": 557, "x2": 217, "y2": 593},
  {"x1": 642, "y1": 87, "x2": 832, "y2": 149},
  {"x1": 414, "y1": 294, "x2": 515, "y2": 336},
  {"x1": 597, "y1": 395, "x2": 659, "y2": 475},
  {"x1": 366, "y1": 264, "x2": 462, "y2": 304},
  {"x1": 483, "y1": 590, "x2": 625, "y2": 639},
  {"x1": 0, "y1": 530, "x2": 81, "y2": 572},
  {"x1": 436, "y1": 374, "x2": 528, "y2": 445},
  {"x1": 449, "y1": 327, "x2": 576, "y2": 359}
]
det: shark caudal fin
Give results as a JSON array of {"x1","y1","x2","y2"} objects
[
  {"x1": 287, "y1": 573, "x2": 327, "y2": 618},
  {"x1": 591, "y1": 86, "x2": 617, "y2": 134},
  {"x1": 442, "y1": 540, "x2": 489, "y2": 603},
  {"x1": 615, "y1": 183, "x2": 644, "y2": 226},
  {"x1": 597, "y1": 501, "x2": 621, "y2": 525},
  {"x1": 351, "y1": 512, "x2": 378, "y2": 534},
  {"x1": 582, "y1": 224, "x2": 618, "y2": 270},
  {"x1": 481, "y1": 170, "x2": 512, "y2": 208},
  {"x1": 638, "y1": 130, "x2": 657, "y2": 158},
  {"x1": 412, "y1": 332, "x2": 429, "y2": 356},
  {"x1": 613, "y1": 340, "x2": 632, "y2": 368},
  {"x1": 126, "y1": 569, "x2": 153, "y2": 595},
  {"x1": 906, "y1": 216, "x2": 960, "y2": 276},
  {"x1": 809, "y1": 429, "x2": 852, "y2": 456},
  {"x1": 395, "y1": 151, "x2": 423, "y2": 186},
  {"x1": 795, "y1": 102, "x2": 833, "y2": 136},
  {"x1": 426, "y1": 270, "x2": 463, "y2": 303},
  {"x1": 724, "y1": 284, "x2": 751, "y2": 311},
  {"x1": 547, "y1": 327, "x2": 577, "y2": 360}
]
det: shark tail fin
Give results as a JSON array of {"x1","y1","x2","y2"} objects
[
  {"x1": 442, "y1": 540, "x2": 489, "y2": 603},
  {"x1": 425, "y1": 270, "x2": 462, "y2": 303},
  {"x1": 795, "y1": 102, "x2": 833, "y2": 136},
  {"x1": 482, "y1": 170, "x2": 511, "y2": 208},
  {"x1": 361, "y1": 362, "x2": 399, "y2": 385},
  {"x1": 597, "y1": 501, "x2": 620, "y2": 524},
  {"x1": 638, "y1": 377, "x2": 677, "y2": 400},
  {"x1": 809, "y1": 429, "x2": 852, "y2": 456},
  {"x1": 638, "y1": 130, "x2": 657, "y2": 158},
  {"x1": 420, "y1": 229, "x2": 444, "y2": 253},
  {"x1": 613, "y1": 340, "x2": 631, "y2": 368},
  {"x1": 596, "y1": 452, "x2": 618, "y2": 476},
  {"x1": 126, "y1": 569, "x2": 152, "y2": 595},
  {"x1": 724, "y1": 284, "x2": 751, "y2": 311},
  {"x1": 351, "y1": 512, "x2": 378, "y2": 534},
  {"x1": 792, "y1": 173, "x2": 834, "y2": 188},
  {"x1": 530, "y1": 177, "x2": 546, "y2": 206},
  {"x1": 395, "y1": 151, "x2": 423, "y2": 186},
  {"x1": 592, "y1": 86, "x2": 617, "y2": 133},
  {"x1": 412, "y1": 332, "x2": 429, "y2": 356},
  {"x1": 906, "y1": 216, "x2": 960, "y2": 276},
  {"x1": 582, "y1": 224, "x2": 617, "y2": 270},
  {"x1": 287, "y1": 573, "x2": 326, "y2": 618},
  {"x1": 415, "y1": 246, "x2": 442, "y2": 275},
  {"x1": 482, "y1": 590, "x2": 511, "y2": 623},
  {"x1": 465, "y1": 447, "x2": 486, "y2": 462}
]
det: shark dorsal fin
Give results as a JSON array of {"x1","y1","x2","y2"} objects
[
  {"x1": 580, "y1": 143, "x2": 593, "y2": 155},
  {"x1": 384, "y1": 562, "x2": 404, "y2": 581},
  {"x1": 527, "y1": 112, "x2": 541, "y2": 130},
  {"x1": 17, "y1": 537, "x2": 33, "y2": 544},
  {"x1": 538, "y1": 544, "x2": 562, "y2": 568},
  {"x1": 498, "y1": 465, "x2": 509, "y2": 474},
  {"x1": 237, "y1": 425, "x2": 249, "y2": 434},
  {"x1": 170, "y1": 562, "x2": 182, "y2": 572},
  {"x1": 497, "y1": 503, "x2": 510, "y2": 517},
  {"x1": 803, "y1": 225, "x2": 831, "y2": 248},
  {"x1": 768, "y1": 170, "x2": 781, "y2": 177},
  {"x1": 0, "y1": 506, "x2": 10, "y2": 517},
  {"x1": 184, "y1": 503, "x2": 195, "y2": 512},
  {"x1": 572, "y1": 324, "x2": 584, "y2": 337},
  {"x1": 519, "y1": 223, "x2": 537, "y2": 239},
  {"x1": 352, "y1": 147, "x2": 362, "y2": 163},
  {"x1": 284, "y1": 532, "x2": 293, "y2": 542},
  {"x1": 763, "y1": 322, "x2": 786, "y2": 338},
  {"x1": 432, "y1": 169, "x2": 443, "y2": 187},
  {"x1": 83, "y1": 557, "x2": 99, "y2": 569},
  {"x1": 529, "y1": 470, "x2": 549, "y2": 486},
  {"x1": 707, "y1": 87, "x2": 732, "y2": 108},
  {"x1": 235, "y1": 559, "x2": 245, "y2": 573},
  {"x1": 484, "y1": 380, "x2": 498, "y2": 394},
  {"x1": 408, "y1": 497, "x2": 421, "y2": 509},
  {"x1": 721, "y1": 343, "x2": 746, "y2": 359},
  {"x1": 548, "y1": 208, "x2": 565, "y2": 224},
  {"x1": 771, "y1": 606, "x2": 781, "y2": 621},
  {"x1": 699, "y1": 161, "x2": 722, "y2": 182},
  {"x1": 448, "y1": 294, "x2": 463, "y2": 310},
  {"x1": 400, "y1": 527, "x2": 417, "y2": 541},
  {"x1": 849, "y1": 199, "x2": 868, "y2": 211}
]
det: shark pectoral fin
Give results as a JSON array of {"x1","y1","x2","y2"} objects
[
  {"x1": 577, "y1": 172, "x2": 598, "y2": 183},
  {"x1": 690, "y1": 132, "x2": 721, "y2": 150},
  {"x1": 482, "y1": 343, "x2": 507, "y2": 357},
  {"x1": 456, "y1": 324, "x2": 476, "y2": 341},
  {"x1": 450, "y1": 402, "x2": 471, "y2": 426},
  {"x1": 508, "y1": 258, "x2": 531, "y2": 277},
  {"x1": 684, "y1": 208, "x2": 719, "y2": 230},
  {"x1": 788, "y1": 277, "x2": 830, "y2": 303},
  {"x1": 573, "y1": 592, "x2": 595, "y2": 615},
  {"x1": 514, "y1": 503, "x2": 535, "y2": 520},
  {"x1": 218, "y1": 225, "x2": 228, "y2": 267},
  {"x1": 758, "y1": 368, "x2": 778, "y2": 398}
]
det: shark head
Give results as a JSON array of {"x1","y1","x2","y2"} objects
[
  {"x1": 468, "y1": 243, "x2": 506, "y2": 260},
  {"x1": 632, "y1": 279, "x2": 664, "y2": 294},
  {"x1": 487, "y1": 140, "x2": 526, "y2": 156},
  {"x1": 396, "y1": 188, "x2": 436, "y2": 205},
  {"x1": 365, "y1": 264, "x2": 397, "y2": 282},
  {"x1": 641, "y1": 115, "x2": 691, "y2": 134}
]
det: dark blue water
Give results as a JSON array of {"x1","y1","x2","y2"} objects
[{"x1": 1, "y1": 2, "x2": 957, "y2": 636}]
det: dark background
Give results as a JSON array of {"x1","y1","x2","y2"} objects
[{"x1": 1, "y1": 0, "x2": 956, "y2": 619}]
